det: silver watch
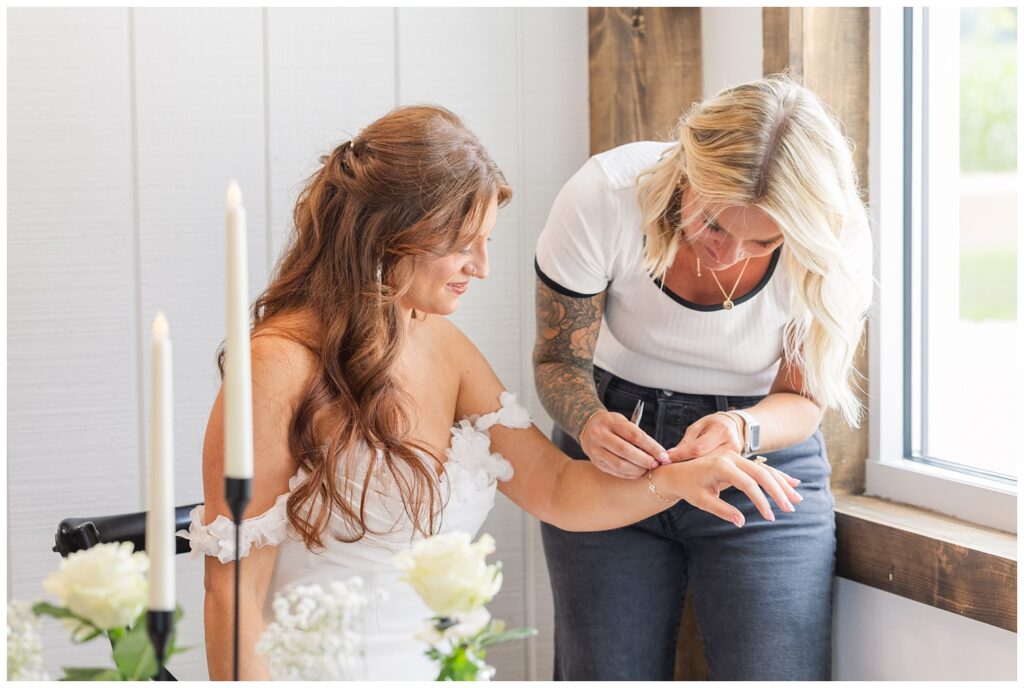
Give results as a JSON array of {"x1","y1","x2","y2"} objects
[{"x1": 730, "y1": 409, "x2": 761, "y2": 455}]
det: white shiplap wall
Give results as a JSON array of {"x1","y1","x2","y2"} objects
[{"x1": 7, "y1": 7, "x2": 588, "y2": 681}]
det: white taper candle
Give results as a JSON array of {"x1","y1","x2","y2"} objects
[
  {"x1": 225, "y1": 180, "x2": 254, "y2": 480},
  {"x1": 147, "y1": 311, "x2": 175, "y2": 612}
]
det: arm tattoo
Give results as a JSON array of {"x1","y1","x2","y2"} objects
[{"x1": 532, "y1": 277, "x2": 607, "y2": 440}]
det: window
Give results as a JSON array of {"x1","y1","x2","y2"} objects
[
  {"x1": 908, "y1": 7, "x2": 1018, "y2": 480},
  {"x1": 867, "y1": 7, "x2": 1017, "y2": 532}
]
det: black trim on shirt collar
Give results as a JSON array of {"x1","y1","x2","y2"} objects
[
  {"x1": 652, "y1": 247, "x2": 782, "y2": 312},
  {"x1": 534, "y1": 258, "x2": 606, "y2": 299}
]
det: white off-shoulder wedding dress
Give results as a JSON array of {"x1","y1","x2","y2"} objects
[{"x1": 178, "y1": 392, "x2": 532, "y2": 680}]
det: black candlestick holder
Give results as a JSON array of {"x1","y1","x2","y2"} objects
[
  {"x1": 225, "y1": 477, "x2": 252, "y2": 682},
  {"x1": 147, "y1": 609, "x2": 174, "y2": 681}
]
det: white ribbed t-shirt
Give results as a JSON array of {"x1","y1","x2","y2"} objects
[{"x1": 535, "y1": 141, "x2": 795, "y2": 397}]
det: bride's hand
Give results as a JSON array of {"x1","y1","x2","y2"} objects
[{"x1": 659, "y1": 449, "x2": 803, "y2": 526}]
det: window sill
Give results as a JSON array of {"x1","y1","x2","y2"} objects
[
  {"x1": 864, "y1": 458, "x2": 1017, "y2": 533},
  {"x1": 834, "y1": 493, "x2": 1016, "y2": 632}
]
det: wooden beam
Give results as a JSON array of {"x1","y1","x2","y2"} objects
[
  {"x1": 588, "y1": 7, "x2": 702, "y2": 155},
  {"x1": 763, "y1": 8, "x2": 790, "y2": 76},
  {"x1": 802, "y1": 8, "x2": 870, "y2": 192},
  {"x1": 835, "y1": 494, "x2": 1017, "y2": 632}
]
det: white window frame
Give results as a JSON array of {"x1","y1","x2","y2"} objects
[{"x1": 866, "y1": 6, "x2": 1017, "y2": 534}]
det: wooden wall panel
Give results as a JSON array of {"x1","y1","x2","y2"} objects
[
  {"x1": 132, "y1": 7, "x2": 268, "y2": 678},
  {"x1": 588, "y1": 7, "x2": 702, "y2": 154},
  {"x1": 762, "y1": 7, "x2": 803, "y2": 77},
  {"x1": 802, "y1": 8, "x2": 870, "y2": 193},
  {"x1": 7, "y1": 7, "x2": 140, "y2": 673}
]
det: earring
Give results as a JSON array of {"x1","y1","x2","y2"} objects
[{"x1": 696, "y1": 257, "x2": 702, "y2": 278}]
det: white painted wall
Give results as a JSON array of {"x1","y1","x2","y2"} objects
[
  {"x1": 833, "y1": 579, "x2": 1017, "y2": 680},
  {"x1": 6, "y1": 7, "x2": 586, "y2": 680},
  {"x1": 701, "y1": 7, "x2": 764, "y2": 99}
]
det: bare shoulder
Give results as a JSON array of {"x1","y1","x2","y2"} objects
[{"x1": 250, "y1": 313, "x2": 320, "y2": 407}]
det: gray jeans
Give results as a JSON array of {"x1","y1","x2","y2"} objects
[{"x1": 540, "y1": 367, "x2": 836, "y2": 681}]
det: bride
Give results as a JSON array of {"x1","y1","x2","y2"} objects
[{"x1": 179, "y1": 105, "x2": 802, "y2": 680}]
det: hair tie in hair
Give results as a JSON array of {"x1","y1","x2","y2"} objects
[{"x1": 338, "y1": 140, "x2": 356, "y2": 176}]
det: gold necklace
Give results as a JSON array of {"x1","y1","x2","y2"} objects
[{"x1": 698, "y1": 256, "x2": 751, "y2": 310}]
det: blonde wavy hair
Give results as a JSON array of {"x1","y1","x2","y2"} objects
[{"x1": 636, "y1": 75, "x2": 872, "y2": 426}]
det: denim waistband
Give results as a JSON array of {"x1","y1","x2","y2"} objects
[{"x1": 595, "y1": 366, "x2": 766, "y2": 411}]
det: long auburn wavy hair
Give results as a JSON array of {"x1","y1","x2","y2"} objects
[{"x1": 220, "y1": 105, "x2": 511, "y2": 549}]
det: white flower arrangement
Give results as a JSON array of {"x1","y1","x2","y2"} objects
[
  {"x1": 395, "y1": 532, "x2": 536, "y2": 681},
  {"x1": 31, "y1": 542, "x2": 186, "y2": 681},
  {"x1": 7, "y1": 600, "x2": 49, "y2": 680},
  {"x1": 255, "y1": 577, "x2": 382, "y2": 681}
]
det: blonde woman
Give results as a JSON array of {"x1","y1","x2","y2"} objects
[{"x1": 533, "y1": 76, "x2": 872, "y2": 680}]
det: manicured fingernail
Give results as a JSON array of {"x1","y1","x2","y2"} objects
[
  {"x1": 659, "y1": 452, "x2": 670, "y2": 463},
  {"x1": 651, "y1": 461, "x2": 660, "y2": 469},
  {"x1": 732, "y1": 515, "x2": 744, "y2": 528},
  {"x1": 766, "y1": 511, "x2": 776, "y2": 522},
  {"x1": 793, "y1": 493, "x2": 804, "y2": 503}
]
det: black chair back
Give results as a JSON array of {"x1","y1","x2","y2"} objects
[{"x1": 52, "y1": 503, "x2": 202, "y2": 558}]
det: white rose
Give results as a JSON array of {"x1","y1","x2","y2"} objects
[
  {"x1": 42, "y1": 541, "x2": 149, "y2": 631},
  {"x1": 394, "y1": 532, "x2": 502, "y2": 617}
]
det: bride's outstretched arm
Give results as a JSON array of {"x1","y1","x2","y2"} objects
[{"x1": 450, "y1": 324, "x2": 803, "y2": 531}]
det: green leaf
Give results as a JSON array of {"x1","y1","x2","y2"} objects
[
  {"x1": 435, "y1": 645, "x2": 482, "y2": 681},
  {"x1": 112, "y1": 621, "x2": 159, "y2": 681},
  {"x1": 32, "y1": 601, "x2": 75, "y2": 619},
  {"x1": 71, "y1": 627, "x2": 105, "y2": 644},
  {"x1": 33, "y1": 603, "x2": 107, "y2": 644},
  {"x1": 112, "y1": 608, "x2": 183, "y2": 680},
  {"x1": 114, "y1": 610, "x2": 182, "y2": 679},
  {"x1": 60, "y1": 666, "x2": 123, "y2": 681},
  {"x1": 476, "y1": 626, "x2": 537, "y2": 649}
]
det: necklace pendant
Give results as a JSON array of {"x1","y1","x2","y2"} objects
[{"x1": 723, "y1": 299, "x2": 734, "y2": 310}]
